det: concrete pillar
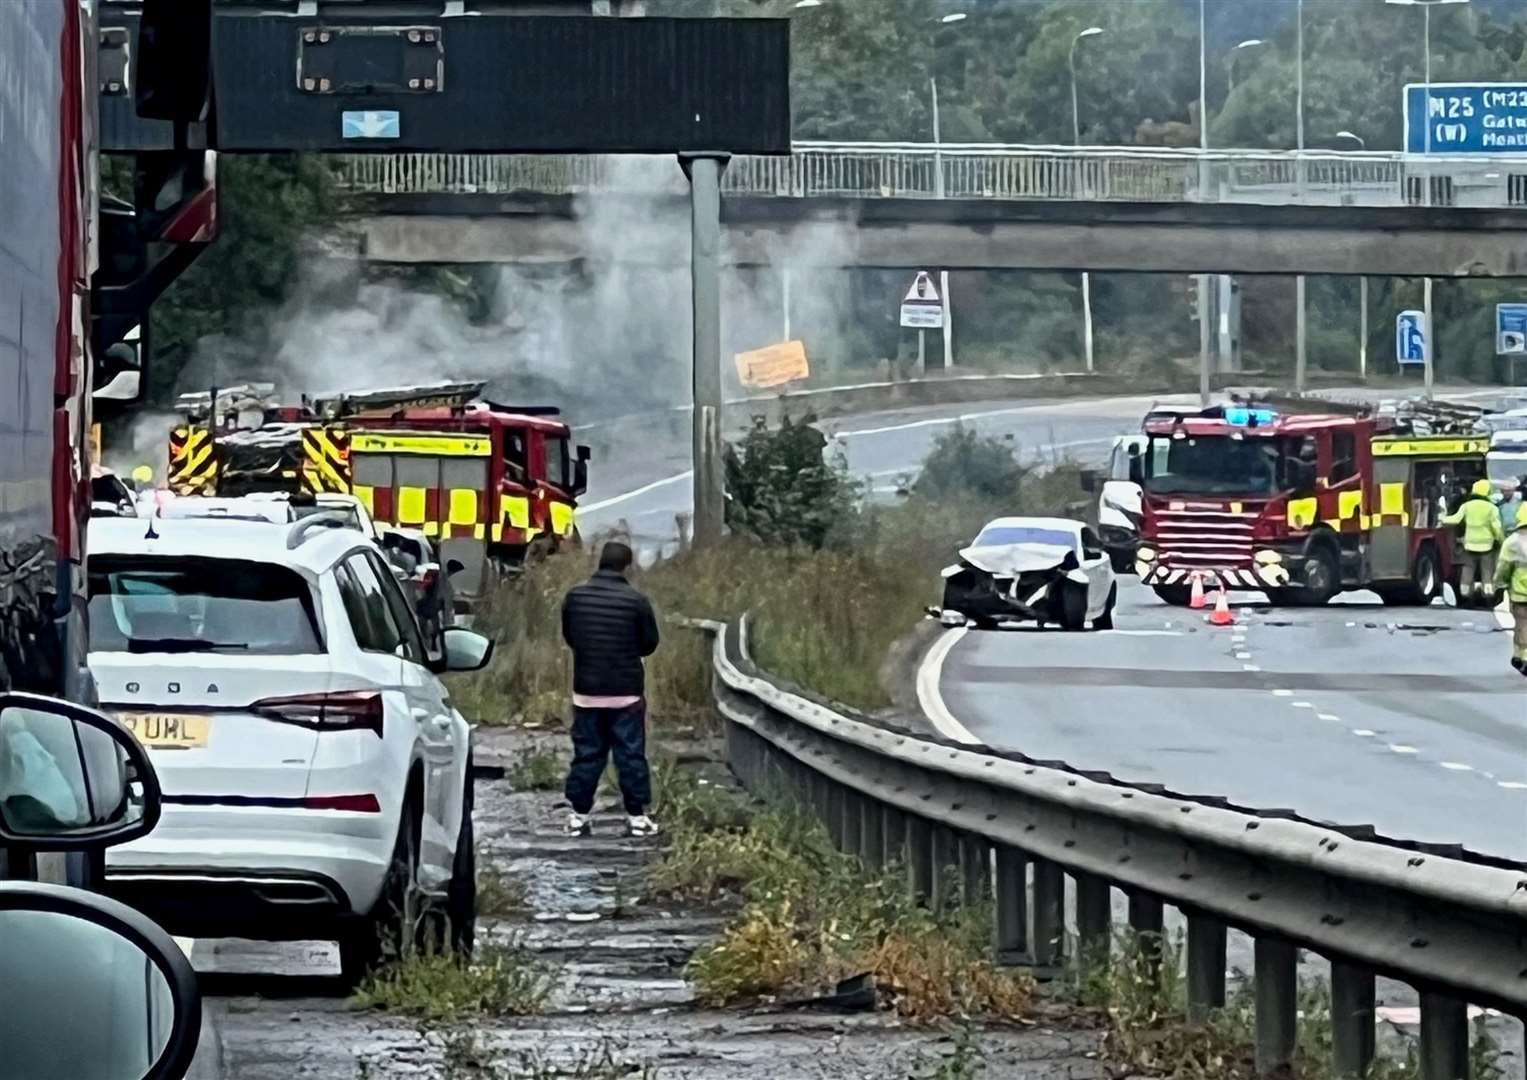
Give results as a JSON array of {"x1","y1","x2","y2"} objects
[
  {"x1": 1295, "y1": 274, "x2": 1308, "y2": 392},
  {"x1": 680, "y1": 153, "x2": 728, "y2": 546},
  {"x1": 1254, "y1": 937, "x2": 1298, "y2": 1077},
  {"x1": 905, "y1": 816, "x2": 934, "y2": 905},
  {"x1": 1419, "y1": 993, "x2": 1469, "y2": 1080},
  {"x1": 1031, "y1": 859, "x2": 1065, "y2": 966},
  {"x1": 1330, "y1": 961, "x2": 1375, "y2": 1079},
  {"x1": 860, "y1": 797, "x2": 885, "y2": 872},
  {"x1": 1074, "y1": 872, "x2": 1112, "y2": 975},
  {"x1": 994, "y1": 846, "x2": 1028, "y2": 956},
  {"x1": 1186, "y1": 913, "x2": 1228, "y2": 1023}
]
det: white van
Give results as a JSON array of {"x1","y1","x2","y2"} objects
[{"x1": 1096, "y1": 434, "x2": 1147, "y2": 573}]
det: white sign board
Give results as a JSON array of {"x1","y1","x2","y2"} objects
[{"x1": 900, "y1": 270, "x2": 943, "y2": 329}]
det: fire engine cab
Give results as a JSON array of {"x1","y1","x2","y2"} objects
[{"x1": 1134, "y1": 401, "x2": 1489, "y2": 606}]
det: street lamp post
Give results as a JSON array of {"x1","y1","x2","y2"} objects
[
  {"x1": 1337, "y1": 129, "x2": 1369, "y2": 379},
  {"x1": 930, "y1": 11, "x2": 967, "y2": 372},
  {"x1": 1294, "y1": 0, "x2": 1308, "y2": 393},
  {"x1": 1387, "y1": 0, "x2": 1470, "y2": 398},
  {"x1": 1070, "y1": 25, "x2": 1104, "y2": 375}
]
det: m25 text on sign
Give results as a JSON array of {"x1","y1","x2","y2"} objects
[{"x1": 1404, "y1": 83, "x2": 1527, "y2": 154}]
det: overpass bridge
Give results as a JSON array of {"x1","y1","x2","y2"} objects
[{"x1": 336, "y1": 143, "x2": 1527, "y2": 277}]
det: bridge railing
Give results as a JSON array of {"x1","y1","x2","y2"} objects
[{"x1": 333, "y1": 143, "x2": 1527, "y2": 208}]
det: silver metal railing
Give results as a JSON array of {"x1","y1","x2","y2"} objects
[
  {"x1": 333, "y1": 143, "x2": 1527, "y2": 209},
  {"x1": 708, "y1": 619, "x2": 1527, "y2": 1079}
]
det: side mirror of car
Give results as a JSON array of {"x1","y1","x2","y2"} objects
[
  {"x1": 572, "y1": 458, "x2": 589, "y2": 497},
  {"x1": 435, "y1": 628, "x2": 494, "y2": 674},
  {"x1": 0, "y1": 693, "x2": 162, "y2": 850},
  {"x1": 0, "y1": 881, "x2": 201, "y2": 1080}
]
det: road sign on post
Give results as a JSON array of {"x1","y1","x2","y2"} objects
[
  {"x1": 1497, "y1": 304, "x2": 1527, "y2": 354},
  {"x1": 1396, "y1": 310, "x2": 1426, "y2": 367},
  {"x1": 899, "y1": 271, "x2": 943, "y2": 329},
  {"x1": 1404, "y1": 83, "x2": 1527, "y2": 154}
]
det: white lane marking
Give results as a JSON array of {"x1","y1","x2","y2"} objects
[
  {"x1": 1352, "y1": 729, "x2": 1376, "y2": 737},
  {"x1": 1499, "y1": 781, "x2": 1527, "y2": 790},
  {"x1": 579, "y1": 470, "x2": 692, "y2": 514},
  {"x1": 1439, "y1": 762, "x2": 1474, "y2": 772},
  {"x1": 1317, "y1": 713, "x2": 1341, "y2": 722},
  {"x1": 916, "y1": 627, "x2": 983, "y2": 746},
  {"x1": 1388, "y1": 744, "x2": 1419, "y2": 755},
  {"x1": 1235, "y1": 651, "x2": 1252, "y2": 660},
  {"x1": 1292, "y1": 701, "x2": 1314, "y2": 709},
  {"x1": 1101, "y1": 629, "x2": 1182, "y2": 636},
  {"x1": 1243, "y1": 663, "x2": 1261, "y2": 671},
  {"x1": 834, "y1": 397, "x2": 1142, "y2": 439},
  {"x1": 1271, "y1": 688, "x2": 1293, "y2": 697}
]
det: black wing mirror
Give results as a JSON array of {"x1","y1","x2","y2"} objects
[
  {"x1": 0, "y1": 881, "x2": 201, "y2": 1080},
  {"x1": 0, "y1": 693, "x2": 161, "y2": 850}
]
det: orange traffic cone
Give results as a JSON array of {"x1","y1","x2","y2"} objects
[
  {"x1": 1209, "y1": 587, "x2": 1234, "y2": 626},
  {"x1": 1188, "y1": 572, "x2": 1207, "y2": 609}
]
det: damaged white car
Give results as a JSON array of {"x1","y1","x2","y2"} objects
[{"x1": 935, "y1": 517, "x2": 1117, "y2": 631}]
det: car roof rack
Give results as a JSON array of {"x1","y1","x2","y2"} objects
[{"x1": 285, "y1": 511, "x2": 354, "y2": 549}]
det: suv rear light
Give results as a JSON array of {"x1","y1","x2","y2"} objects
[
  {"x1": 250, "y1": 691, "x2": 384, "y2": 737},
  {"x1": 302, "y1": 794, "x2": 382, "y2": 813}
]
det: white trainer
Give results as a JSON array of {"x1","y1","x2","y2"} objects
[
  {"x1": 565, "y1": 812, "x2": 592, "y2": 837},
  {"x1": 626, "y1": 814, "x2": 660, "y2": 838}
]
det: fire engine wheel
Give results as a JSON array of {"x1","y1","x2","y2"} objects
[
  {"x1": 1268, "y1": 546, "x2": 1339, "y2": 607},
  {"x1": 1380, "y1": 545, "x2": 1442, "y2": 606},
  {"x1": 1151, "y1": 584, "x2": 1193, "y2": 607}
]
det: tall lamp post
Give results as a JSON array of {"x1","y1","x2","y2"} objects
[
  {"x1": 928, "y1": 11, "x2": 968, "y2": 372},
  {"x1": 1387, "y1": 0, "x2": 1470, "y2": 397},
  {"x1": 1294, "y1": 0, "x2": 1308, "y2": 393},
  {"x1": 1337, "y1": 130, "x2": 1369, "y2": 379},
  {"x1": 1070, "y1": 25, "x2": 1105, "y2": 375}
]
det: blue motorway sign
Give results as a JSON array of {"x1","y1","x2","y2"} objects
[
  {"x1": 341, "y1": 110, "x2": 401, "y2": 140},
  {"x1": 1396, "y1": 310, "x2": 1426, "y2": 367},
  {"x1": 1404, "y1": 83, "x2": 1527, "y2": 154},
  {"x1": 1498, "y1": 303, "x2": 1527, "y2": 355}
]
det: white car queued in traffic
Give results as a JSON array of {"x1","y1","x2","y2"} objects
[
  {"x1": 87, "y1": 514, "x2": 493, "y2": 980},
  {"x1": 935, "y1": 516, "x2": 1118, "y2": 631}
]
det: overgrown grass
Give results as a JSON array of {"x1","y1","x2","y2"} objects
[
  {"x1": 434, "y1": 1032, "x2": 659, "y2": 1080},
  {"x1": 351, "y1": 943, "x2": 552, "y2": 1023},
  {"x1": 475, "y1": 870, "x2": 529, "y2": 919},
  {"x1": 1079, "y1": 932, "x2": 1506, "y2": 1080},
  {"x1": 508, "y1": 748, "x2": 565, "y2": 792},
  {"x1": 652, "y1": 767, "x2": 1033, "y2": 1023}
]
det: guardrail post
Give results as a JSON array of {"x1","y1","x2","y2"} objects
[
  {"x1": 1073, "y1": 872, "x2": 1112, "y2": 977},
  {"x1": 994, "y1": 846, "x2": 1027, "y2": 957},
  {"x1": 1186, "y1": 912, "x2": 1227, "y2": 1023},
  {"x1": 1330, "y1": 961, "x2": 1375, "y2": 1079},
  {"x1": 905, "y1": 816, "x2": 934, "y2": 905},
  {"x1": 883, "y1": 805, "x2": 906, "y2": 870},
  {"x1": 1419, "y1": 993, "x2": 1469, "y2": 1080},
  {"x1": 1254, "y1": 937, "x2": 1298, "y2": 1077},
  {"x1": 842, "y1": 788, "x2": 863, "y2": 858},
  {"x1": 860, "y1": 797, "x2": 885, "y2": 872},
  {"x1": 931, "y1": 825, "x2": 960, "y2": 913},
  {"x1": 1128, "y1": 890, "x2": 1165, "y2": 983},
  {"x1": 960, "y1": 834, "x2": 991, "y2": 905},
  {"x1": 1031, "y1": 858, "x2": 1065, "y2": 967},
  {"x1": 824, "y1": 779, "x2": 844, "y2": 849}
]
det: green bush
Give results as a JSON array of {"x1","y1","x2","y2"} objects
[
  {"x1": 723, "y1": 414, "x2": 860, "y2": 549},
  {"x1": 912, "y1": 425, "x2": 1029, "y2": 502}
]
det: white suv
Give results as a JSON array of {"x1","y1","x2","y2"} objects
[{"x1": 86, "y1": 515, "x2": 492, "y2": 980}]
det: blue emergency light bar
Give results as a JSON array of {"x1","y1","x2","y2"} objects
[{"x1": 1224, "y1": 407, "x2": 1277, "y2": 427}]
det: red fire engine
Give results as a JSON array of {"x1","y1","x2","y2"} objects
[{"x1": 1135, "y1": 402, "x2": 1490, "y2": 606}]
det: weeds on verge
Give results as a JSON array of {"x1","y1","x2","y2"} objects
[
  {"x1": 435, "y1": 1031, "x2": 658, "y2": 1080},
  {"x1": 352, "y1": 943, "x2": 552, "y2": 1023},
  {"x1": 475, "y1": 870, "x2": 529, "y2": 919},
  {"x1": 508, "y1": 748, "x2": 565, "y2": 792},
  {"x1": 907, "y1": 1025, "x2": 988, "y2": 1080},
  {"x1": 653, "y1": 769, "x2": 1032, "y2": 1022},
  {"x1": 1077, "y1": 931, "x2": 1506, "y2": 1080}
]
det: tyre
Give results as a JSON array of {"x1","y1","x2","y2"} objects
[
  {"x1": 1270, "y1": 546, "x2": 1340, "y2": 607},
  {"x1": 339, "y1": 798, "x2": 424, "y2": 985},
  {"x1": 1108, "y1": 550, "x2": 1135, "y2": 575},
  {"x1": 1057, "y1": 583, "x2": 1088, "y2": 631},
  {"x1": 1093, "y1": 584, "x2": 1117, "y2": 630},
  {"x1": 1384, "y1": 545, "x2": 1441, "y2": 607},
  {"x1": 970, "y1": 616, "x2": 1000, "y2": 631},
  {"x1": 1151, "y1": 584, "x2": 1192, "y2": 607},
  {"x1": 446, "y1": 766, "x2": 477, "y2": 956}
]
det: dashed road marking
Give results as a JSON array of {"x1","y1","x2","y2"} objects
[
  {"x1": 1291, "y1": 701, "x2": 1314, "y2": 709},
  {"x1": 1353, "y1": 729, "x2": 1377, "y2": 737},
  {"x1": 1235, "y1": 651, "x2": 1252, "y2": 660},
  {"x1": 1388, "y1": 744, "x2": 1419, "y2": 755},
  {"x1": 1439, "y1": 762, "x2": 1473, "y2": 771},
  {"x1": 1317, "y1": 713, "x2": 1341, "y2": 722},
  {"x1": 1499, "y1": 781, "x2": 1527, "y2": 790},
  {"x1": 1243, "y1": 663, "x2": 1261, "y2": 672},
  {"x1": 1271, "y1": 688, "x2": 1293, "y2": 697}
]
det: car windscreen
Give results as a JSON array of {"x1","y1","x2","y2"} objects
[
  {"x1": 1144, "y1": 434, "x2": 1296, "y2": 496},
  {"x1": 1488, "y1": 453, "x2": 1527, "y2": 484},
  {"x1": 294, "y1": 503, "x2": 361, "y2": 531},
  {"x1": 87, "y1": 556, "x2": 323, "y2": 655},
  {"x1": 972, "y1": 526, "x2": 1076, "y2": 550}
]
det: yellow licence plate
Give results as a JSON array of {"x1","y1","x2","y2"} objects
[{"x1": 119, "y1": 713, "x2": 211, "y2": 749}]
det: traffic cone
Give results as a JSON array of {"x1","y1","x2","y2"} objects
[
  {"x1": 1209, "y1": 587, "x2": 1234, "y2": 626},
  {"x1": 1188, "y1": 572, "x2": 1207, "y2": 609}
]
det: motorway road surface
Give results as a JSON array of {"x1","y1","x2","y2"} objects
[{"x1": 928, "y1": 582, "x2": 1527, "y2": 863}]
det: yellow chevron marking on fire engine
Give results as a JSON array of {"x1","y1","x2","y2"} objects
[
  {"x1": 1377, "y1": 482, "x2": 1411, "y2": 526},
  {"x1": 1286, "y1": 497, "x2": 1318, "y2": 530},
  {"x1": 502, "y1": 494, "x2": 530, "y2": 530},
  {"x1": 1326, "y1": 489, "x2": 1364, "y2": 529},
  {"x1": 448, "y1": 489, "x2": 478, "y2": 527},
  {"x1": 397, "y1": 486, "x2": 427, "y2": 524},
  {"x1": 301, "y1": 430, "x2": 351, "y2": 494},
  {"x1": 550, "y1": 500, "x2": 575, "y2": 536},
  {"x1": 1372, "y1": 437, "x2": 1489, "y2": 457},
  {"x1": 350, "y1": 433, "x2": 491, "y2": 456}
]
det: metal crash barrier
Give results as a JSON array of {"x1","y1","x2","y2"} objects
[{"x1": 707, "y1": 618, "x2": 1527, "y2": 1080}]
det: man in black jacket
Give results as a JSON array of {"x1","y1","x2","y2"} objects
[{"x1": 560, "y1": 541, "x2": 661, "y2": 837}]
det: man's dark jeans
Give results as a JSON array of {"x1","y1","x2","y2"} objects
[{"x1": 564, "y1": 701, "x2": 651, "y2": 816}]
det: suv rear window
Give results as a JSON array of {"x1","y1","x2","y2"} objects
[{"x1": 87, "y1": 556, "x2": 323, "y2": 655}]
